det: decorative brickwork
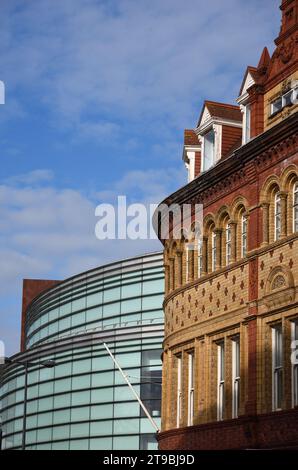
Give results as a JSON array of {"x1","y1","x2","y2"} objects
[{"x1": 157, "y1": 0, "x2": 298, "y2": 450}]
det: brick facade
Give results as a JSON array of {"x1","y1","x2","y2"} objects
[{"x1": 156, "y1": 0, "x2": 298, "y2": 450}]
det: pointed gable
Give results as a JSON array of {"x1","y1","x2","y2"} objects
[
  {"x1": 197, "y1": 101, "x2": 242, "y2": 129},
  {"x1": 238, "y1": 67, "x2": 258, "y2": 98}
]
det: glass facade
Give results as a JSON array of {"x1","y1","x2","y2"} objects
[{"x1": 0, "y1": 252, "x2": 164, "y2": 450}]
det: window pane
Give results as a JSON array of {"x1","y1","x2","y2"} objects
[
  {"x1": 90, "y1": 404, "x2": 113, "y2": 420},
  {"x1": 203, "y1": 129, "x2": 215, "y2": 170},
  {"x1": 90, "y1": 420, "x2": 113, "y2": 436}
]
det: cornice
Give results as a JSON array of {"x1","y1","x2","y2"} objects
[{"x1": 156, "y1": 113, "x2": 298, "y2": 230}]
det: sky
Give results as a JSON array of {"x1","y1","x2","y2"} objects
[{"x1": 0, "y1": 0, "x2": 281, "y2": 355}]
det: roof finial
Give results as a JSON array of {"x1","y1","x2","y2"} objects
[{"x1": 257, "y1": 47, "x2": 270, "y2": 75}]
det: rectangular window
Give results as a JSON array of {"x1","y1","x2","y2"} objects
[
  {"x1": 198, "y1": 239, "x2": 203, "y2": 278},
  {"x1": 270, "y1": 89, "x2": 295, "y2": 116},
  {"x1": 217, "y1": 341, "x2": 225, "y2": 421},
  {"x1": 232, "y1": 337, "x2": 240, "y2": 418},
  {"x1": 212, "y1": 232, "x2": 217, "y2": 272},
  {"x1": 187, "y1": 351, "x2": 194, "y2": 426},
  {"x1": 203, "y1": 129, "x2": 215, "y2": 171},
  {"x1": 241, "y1": 215, "x2": 248, "y2": 257},
  {"x1": 185, "y1": 246, "x2": 189, "y2": 283},
  {"x1": 293, "y1": 184, "x2": 298, "y2": 233},
  {"x1": 271, "y1": 97, "x2": 282, "y2": 115},
  {"x1": 244, "y1": 105, "x2": 251, "y2": 143},
  {"x1": 177, "y1": 355, "x2": 182, "y2": 428},
  {"x1": 291, "y1": 321, "x2": 298, "y2": 408},
  {"x1": 226, "y1": 224, "x2": 231, "y2": 265},
  {"x1": 272, "y1": 324, "x2": 283, "y2": 411},
  {"x1": 274, "y1": 194, "x2": 281, "y2": 241}
]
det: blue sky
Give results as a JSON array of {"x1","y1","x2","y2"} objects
[{"x1": 0, "y1": 0, "x2": 280, "y2": 355}]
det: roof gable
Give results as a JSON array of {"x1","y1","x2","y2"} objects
[{"x1": 197, "y1": 101, "x2": 242, "y2": 128}]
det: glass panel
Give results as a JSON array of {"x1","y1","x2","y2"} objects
[
  {"x1": 121, "y1": 283, "x2": 142, "y2": 298},
  {"x1": 142, "y1": 279, "x2": 163, "y2": 295},
  {"x1": 70, "y1": 422, "x2": 90, "y2": 438},
  {"x1": 54, "y1": 362, "x2": 72, "y2": 378},
  {"x1": 53, "y1": 409, "x2": 70, "y2": 424},
  {"x1": 37, "y1": 427, "x2": 52, "y2": 442},
  {"x1": 39, "y1": 381, "x2": 54, "y2": 396},
  {"x1": 54, "y1": 377, "x2": 72, "y2": 393},
  {"x1": 37, "y1": 412, "x2": 53, "y2": 427},
  {"x1": 103, "y1": 302, "x2": 120, "y2": 317},
  {"x1": 113, "y1": 435, "x2": 139, "y2": 450},
  {"x1": 72, "y1": 390, "x2": 91, "y2": 406},
  {"x1": 89, "y1": 437, "x2": 112, "y2": 450},
  {"x1": 51, "y1": 440, "x2": 70, "y2": 450},
  {"x1": 203, "y1": 128, "x2": 215, "y2": 170},
  {"x1": 114, "y1": 402, "x2": 140, "y2": 418},
  {"x1": 72, "y1": 358, "x2": 92, "y2": 374},
  {"x1": 114, "y1": 385, "x2": 140, "y2": 401},
  {"x1": 113, "y1": 418, "x2": 139, "y2": 434},
  {"x1": 121, "y1": 298, "x2": 141, "y2": 314},
  {"x1": 104, "y1": 287, "x2": 121, "y2": 303},
  {"x1": 91, "y1": 387, "x2": 114, "y2": 404},
  {"x1": 72, "y1": 297, "x2": 86, "y2": 312},
  {"x1": 115, "y1": 352, "x2": 141, "y2": 368},
  {"x1": 69, "y1": 439, "x2": 89, "y2": 450},
  {"x1": 86, "y1": 306, "x2": 102, "y2": 323},
  {"x1": 71, "y1": 406, "x2": 90, "y2": 422},
  {"x1": 142, "y1": 295, "x2": 163, "y2": 310},
  {"x1": 86, "y1": 291, "x2": 103, "y2": 307},
  {"x1": 72, "y1": 374, "x2": 91, "y2": 390},
  {"x1": 52, "y1": 424, "x2": 70, "y2": 440},
  {"x1": 90, "y1": 404, "x2": 113, "y2": 420},
  {"x1": 59, "y1": 302, "x2": 71, "y2": 316},
  {"x1": 91, "y1": 371, "x2": 114, "y2": 388},
  {"x1": 90, "y1": 420, "x2": 113, "y2": 436},
  {"x1": 58, "y1": 316, "x2": 71, "y2": 332},
  {"x1": 53, "y1": 393, "x2": 71, "y2": 408},
  {"x1": 92, "y1": 354, "x2": 114, "y2": 372}
]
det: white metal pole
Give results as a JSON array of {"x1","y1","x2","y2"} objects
[{"x1": 102, "y1": 342, "x2": 160, "y2": 432}]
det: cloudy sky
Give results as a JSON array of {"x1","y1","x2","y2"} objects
[{"x1": 0, "y1": 0, "x2": 280, "y2": 355}]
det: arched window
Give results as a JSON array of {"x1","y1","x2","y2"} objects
[
  {"x1": 274, "y1": 193, "x2": 281, "y2": 241},
  {"x1": 226, "y1": 224, "x2": 231, "y2": 265},
  {"x1": 198, "y1": 238, "x2": 203, "y2": 277},
  {"x1": 212, "y1": 232, "x2": 217, "y2": 272},
  {"x1": 293, "y1": 183, "x2": 298, "y2": 233},
  {"x1": 241, "y1": 215, "x2": 248, "y2": 257}
]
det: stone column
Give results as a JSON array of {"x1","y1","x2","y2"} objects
[{"x1": 164, "y1": 264, "x2": 170, "y2": 295}]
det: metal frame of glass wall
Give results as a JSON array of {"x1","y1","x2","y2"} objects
[{"x1": 0, "y1": 252, "x2": 164, "y2": 450}]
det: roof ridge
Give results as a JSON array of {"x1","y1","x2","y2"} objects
[{"x1": 204, "y1": 100, "x2": 240, "y2": 109}]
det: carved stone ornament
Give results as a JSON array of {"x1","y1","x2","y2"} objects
[
  {"x1": 271, "y1": 275, "x2": 286, "y2": 290},
  {"x1": 276, "y1": 37, "x2": 295, "y2": 64}
]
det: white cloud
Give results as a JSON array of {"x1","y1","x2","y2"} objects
[
  {"x1": 0, "y1": 167, "x2": 179, "y2": 298},
  {"x1": 0, "y1": 0, "x2": 280, "y2": 137},
  {"x1": 4, "y1": 169, "x2": 54, "y2": 186}
]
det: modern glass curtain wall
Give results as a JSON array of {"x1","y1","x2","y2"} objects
[{"x1": 0, "y1": 253, "x2": 164, "y2": 450}]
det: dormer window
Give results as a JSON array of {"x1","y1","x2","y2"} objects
[
  {"x1": 203, "y1": 128, "x2": 215, "y2": 171},
  {"x1": 243, "y1": 105, "x2": 251, "y2": 144}
]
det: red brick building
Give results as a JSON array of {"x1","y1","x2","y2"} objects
[{"x1": 156, "y1": 0, "x2": 298, "y2": 450}]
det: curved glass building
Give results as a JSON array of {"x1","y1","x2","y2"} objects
[{"x1": 0, "y1": 252, "x2": 164, "y2": 450}]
